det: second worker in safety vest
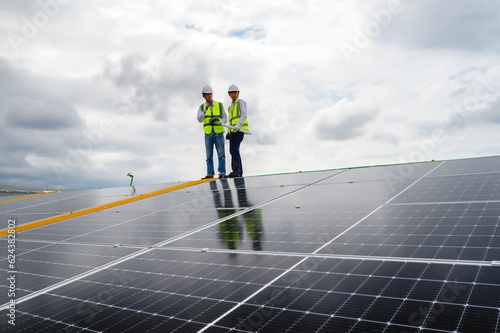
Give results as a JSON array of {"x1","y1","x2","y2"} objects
[
  {"x1": 226, "y1": 84, "x2": 249, "y2": 178},
  {"x1": 197, "y1": 85, "x2": 227, "y2": 179}
]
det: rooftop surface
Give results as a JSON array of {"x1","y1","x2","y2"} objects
[{"x1": 1, "y1": 156, "x2": 500, "y2": 332}]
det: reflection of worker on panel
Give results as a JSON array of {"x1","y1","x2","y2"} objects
[
  {"x1": 234, "y1": 178, "x2": 264, "y2": 251},
  {"x1": 210, "y1": 178, "x2": 264, "y2": 251},
  {"x1": 210, "y1": 179, "x2": 241, "y2": 250}
]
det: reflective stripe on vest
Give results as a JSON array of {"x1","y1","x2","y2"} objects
[
  {"x1": 202, "y1": 101, "x2": 224, "y2": 135},
  {"x1": 228, "y1": 100, "x2": 249, "y2": 133}
]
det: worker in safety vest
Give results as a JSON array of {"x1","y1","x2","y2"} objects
[
  {"x1": 226, "y1": 84, "x2": 249, "y2": 178},
  {"x1": 197, "y1": 85, "x2": 227, "y2": 179}
]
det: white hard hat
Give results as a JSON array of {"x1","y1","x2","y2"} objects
[
  {"x1": 228, "y1": 84, "x2": 239, "y2": 92},
  {"x1": 201, "y1": 85, "x2": 213, "y2": 94}
]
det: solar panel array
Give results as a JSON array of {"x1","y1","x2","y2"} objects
[{"x1": 1, "y1": 156, "x2": 499, "y2": 332}]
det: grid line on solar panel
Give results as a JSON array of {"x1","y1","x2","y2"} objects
[
  {"x1": 164, "y1": 168, "x2": 429, "y2": 257},
  {"x1": 11, "y1": 251, "x2": 304, "y2": 332},
  {"x1": 0, "y1": 245, "x2": 158, "y2": 311},
  {"x1": 14, "y1": 294, "x2": 213, "y2": 332},
  {"x1": 194, "y1": 197, "x2": 402, "y2": 330},
  {"x1": 0, "y1": 191, "x2": 53, "y2": 203},
  {"x1": 3, "y1": 157, "x2": 500, "y2": 332},
  {"x1": 146, "y1": 182, "x2": 498, "y2": 259},
  {"x1": 4, "y1": 169, "x2": 406, "y2": 254},
  {"x1": 4, "y1": 249, "x2": 303, "y2": 325},
  {"x1": 202, "y1": 239, "x2": 436, "y2": 331},
  {"x1": 0, "y1": 242, "x2": 139, "y2": 300},
  {"x1": 14, "y1": 311, "x2": 100, "y2": 332},
  {"x1": 214, "y1": 257, "x2": 500, "y2": 332},
  {"x1": 3, "y1": 230, "x2": 304, "y2": 308},
  {"x1": 164, "y1": 204, "x2": 378, "y2": 250},
  {"x1": 3, "y1": 238, "x2": 496, "y2": 279},
  {"x1": 429, "y1": 156, "x2": 500, "y2": 176},
  {"x1": 16, "y1": 197, "x2": 257, "y2": 246},
  {"x1": 11, "y1": 171, "x2": 341, "y2": 247},
  {"x1": 389, "y1": 172, "x2": 500, "y2": 204},
  {"x1": 162, "y1": 178, "x2": 427, "y2": 253},
  {"x1": 198, "y1": 252, "x2": 330, "y2": 332},
  {"x1": 307, "y1": 164, "x2": 444, "y2": 257},
  {"x1": 6, "y1": 208, "x2": 172, "y2": 245},
  {"x1": 0, "y1": 182, "x2": 195, "y2": 226},
  {"x1": 317, "y1": 201, "x2": 500, "y2": 262},
  {"x1": 5, "y1": 250, "x2": 500, "y2": 332},
  {"x1": 0, "y1": 189, "x2": 116, "y2": 226},
  {"x1": 1, "y1": 179, "x2": 233, "y2": 240},
  {"x1": 5, "y1": 237, "x2": 494, "y2": 310},
  {"x1": 233, "y1": 169, "x2": 344, "y2": 188},
  {"x1": 454, "y1": 264, "x2": 486, "y2": 331},
  {"x1": 41, "y1": 279, "x2": 243, "y2": 318},
  {"x1": 205, "y1": 156, "x2": 500, "y2": 332},
  {"x1": 323, "y1": 161, "x2": 444, "y2": 184}
]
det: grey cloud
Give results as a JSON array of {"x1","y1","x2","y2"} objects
[
  {"x1": 365, "y1": 0, "x2": 500, "y2": 51},
  {"x1": 316, "y1": 112, "x2": 377, "y2": 141},
  {"x1": 100, "y1": 52, "x2": 149, "y2": 88},
  {"x1": 0, "y1": 59, "x2": 83, "y2": 131},
  {"x1": 5, "y1": 96, "x2": 81, "y2": 130},
  {"x1": 369, "y1": 129, "x2": 401, "y2": 144},
  {"x1": 307, "y1": 99, "x2": 378, "y2": 141},
  {"x1": 99, "y1": 44, "x2": 210, "y2": 121},
  {"x1": 474, "y1": 97, "x2": 500, "y2": 124},
  {"x1": 0, "y1": 1, "x2": 43, "y2": 16},
  {"x1": 0, "y1": 58, "x2": 87, "y2": 188},
  {"x1": 99, "y1": 52, "x2": 166, "y2": 120},
  {"x1": 0, "y1": 0, "x2": 69, "y2": 44},
  {"x1": 158, "y1": 42, "x2": 210, "y2": 99},
  {"x1": 0, "y1": 123, "x2": 85, "y2": 189}
]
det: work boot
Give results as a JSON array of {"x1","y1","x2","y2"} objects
[
  {"x1": 228, "y1": 172, "x2": 240, "y2": 178},
  {"x1": 202, "y1": 175, "x2": 215, "y2": 179}
]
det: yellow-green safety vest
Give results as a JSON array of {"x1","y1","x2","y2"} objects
[
  {"x1": 228, "y1": 100, "x2": 249, "y2": 133},
  {"x1": 202, "y1": 101, "x2": 225, "y2": 135}
]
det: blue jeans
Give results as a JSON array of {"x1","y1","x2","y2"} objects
[{"x1": 205, "y1": 133, "x2": 226, "y2": 176}]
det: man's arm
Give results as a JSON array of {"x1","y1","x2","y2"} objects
[
  {"x1": 197, "y1": 105, "x2": 205, "y2": 123},
  {"x1": 234, "y1": 99, "x2": 247, "y2": 129},
  {"x1": 221, "y1": 103, "x2": 228, "y2": 124}
]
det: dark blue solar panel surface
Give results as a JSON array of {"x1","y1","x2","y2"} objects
[
  {"x1": 1, "y1": 157, "x2": 499, "y2": 332},
  {"x1": 0, "y1": 182, "x2": 190, "y2": 226}
]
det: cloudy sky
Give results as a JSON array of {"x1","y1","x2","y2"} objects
[{"x1": 1, "y1": 0, "x2": 499, "y2": 190}]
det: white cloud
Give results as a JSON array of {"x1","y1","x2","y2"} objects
[
  {"x1": 0, "y1": 0, "x2": 499, "y2": 189},
  {"x1": 306, "y1": 98, "x2": 378, "y2": 141}
]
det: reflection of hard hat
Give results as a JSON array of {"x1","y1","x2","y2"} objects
[
  {"x1": 202, "y1": 85, "x2": 213, "y2": 94},
  {"x1": 228, "y1": 84, "x2": 239, "y2": 92}
]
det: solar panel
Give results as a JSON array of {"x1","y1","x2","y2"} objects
[
  {"x1": 0, "y1": 182, "x2": 191, "y2": 227},
  {"x1": 1, "y1": 156, "x2": 499, "y2": 332}
]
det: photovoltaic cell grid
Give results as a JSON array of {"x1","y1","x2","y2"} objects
[
  {"x1": 0, "y1": 156, "x2": 499, "y2": 332},
  {"x1": 0, "y1": 182, "x2": 190, "y2": 227}
]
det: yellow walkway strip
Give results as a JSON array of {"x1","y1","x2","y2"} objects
[
  {"x1": 0, "y1": 178, "x2": 216, "y2": 238},
  {"x1": 0, "y1": 191, "x2": 57, "y2": 205}
]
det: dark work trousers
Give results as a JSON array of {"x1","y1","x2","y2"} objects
[{"x1": 229, "y1": 131, "x2": 245, "y2": 176}]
